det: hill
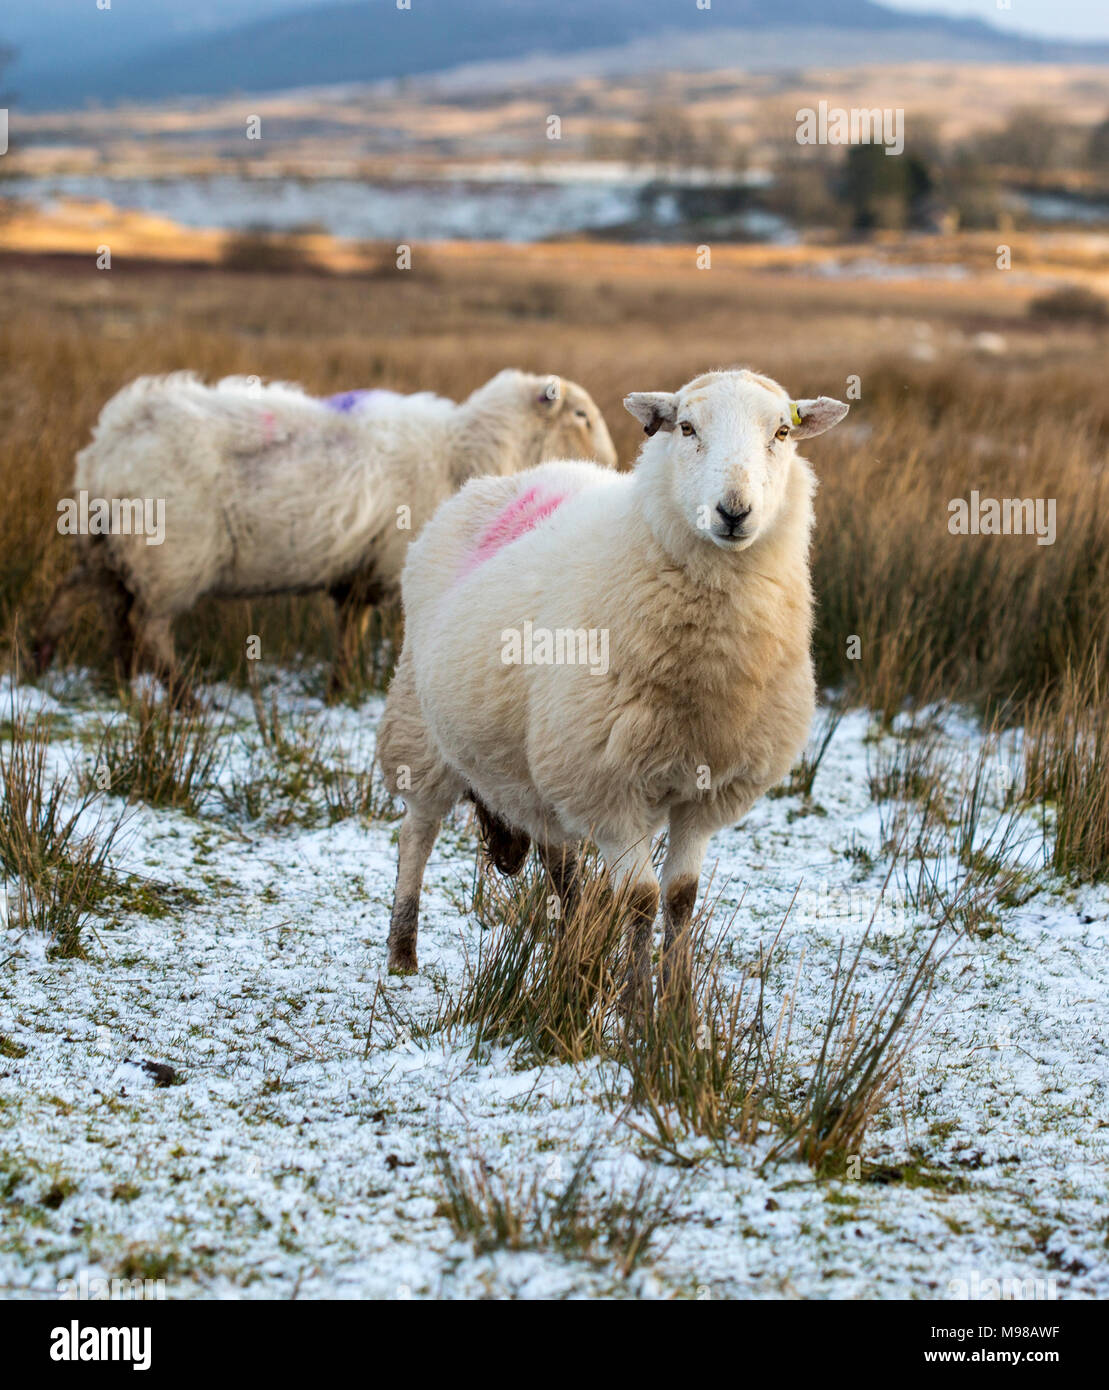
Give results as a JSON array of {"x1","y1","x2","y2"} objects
[{"x1": 12, "y1": 0, "x2": 1108, "y2": 110}]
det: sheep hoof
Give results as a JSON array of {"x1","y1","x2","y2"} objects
[
  {"x1": 618, "y1": 975, "x2": 653, "y2": 1032},
  {"x1": 387, "y1": 950, "x2": 418, "y2": 976}
]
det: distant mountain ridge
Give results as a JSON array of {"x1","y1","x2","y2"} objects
[{"x1": 13, "y1": 0, "x2": 1109, "y2": 110}]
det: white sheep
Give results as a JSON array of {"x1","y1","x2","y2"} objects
[
  {"x1": 34, "y1": 369, "x2": 617, "y2": 697},
  {"x1": 377, "y1": 368, "x2": 848, "y2": 1004}
]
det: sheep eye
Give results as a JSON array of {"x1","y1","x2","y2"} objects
[
  {"x1": 575, "y1": 409, "x2": 591, "y2": 427},
  {"x1": 774, "y1": 425, "x2": 790, "y2": 441},
  {"x1": 680, "y1": 421, "x2": 696, "y2": 438}
]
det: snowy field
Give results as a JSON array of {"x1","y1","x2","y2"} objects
[
  {"x1": 1, "y1": 672, "x2": 1107, "y2": 1301},
  {"x1": 1, "y1": 175, "x2": 652, "y2": 244}
]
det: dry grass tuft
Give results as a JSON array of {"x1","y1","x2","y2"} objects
[
  {"x1": 445, "y1": 849, "x2": 626, "y2": 1063},
  {"x1": 0, "y1": 680, "x2": 126, "y2": 957},
  {"x1": 433, "y1": 1138, "x2": 675, "y2": 1276},
  {"x1": 1022, "y1": 653, "x2": 1109, "y2": 882},
  {"x1": 446, "y1": 856, "x2": 941, "y2": 1169},
  {"x1": 762, "y1": 924, "x2": 942, "y2": 1172},
  {"x1": 85, "y1": 676, "x2": 227, "y2": 814}
]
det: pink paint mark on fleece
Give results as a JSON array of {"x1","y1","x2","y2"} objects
[{"x1": 466, "y1": 486, "x2": 568, "y2": 574}]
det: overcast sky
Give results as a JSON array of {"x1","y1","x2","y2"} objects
[{"x1": 884, "y1": 0, "x2": 1108, "y2": 40}]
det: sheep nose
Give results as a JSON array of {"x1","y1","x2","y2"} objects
[{"x1": 715, "y1": 502, "x2": 751, "y2": 533}]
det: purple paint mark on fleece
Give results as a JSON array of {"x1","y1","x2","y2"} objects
[
  {"x1": 464, "y1": 486, "x2": 568, "y2": 575},
  {"x1": 323, "y1": 388, "x2": 401, "y2": 413}
]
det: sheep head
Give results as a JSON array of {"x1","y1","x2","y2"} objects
[
  {"x1": 625, "y1": 369, "x2": 848, "y2": 553},
  {"x1": 530, "y1": 373, "x2": 619, "y2": 471}
]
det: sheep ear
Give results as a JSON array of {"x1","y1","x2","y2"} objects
[
  {"x1": 624, "y1": 392, "x2": 678, "y2": 437},
  {"x1": 790, "y1": 397, "x2": 850, "y2": 439}
]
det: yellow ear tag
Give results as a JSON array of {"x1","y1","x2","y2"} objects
[{"x1": 789, "y1": 402, "x2": 802, "y2": 427}]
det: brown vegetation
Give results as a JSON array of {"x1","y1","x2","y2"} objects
[{"x1": 2, "y1": 243, "x2": 1106, "y2": 717}]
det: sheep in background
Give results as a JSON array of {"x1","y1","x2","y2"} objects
[
  {"x1": 34, "y1": 369, "x2": 617, "y2": 699},
  {"x1": 377, "y1": 368, "x2": 848, "y2": 1007}
]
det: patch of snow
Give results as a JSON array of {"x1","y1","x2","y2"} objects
[{"x1": 1, "y1": 678, "x2": 1106, "y2": 1299}]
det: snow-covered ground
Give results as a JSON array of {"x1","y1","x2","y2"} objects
[
  {"x1": 0, "y1": 175, "x2": 653, "y2": 244},
  {"x1": 1, "y1": 673, "x2": 1106, "y2": 1300}
]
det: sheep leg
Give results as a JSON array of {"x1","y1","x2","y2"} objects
[
  {"x1": 94, "y1": 567, "x2": 137, "y2": 684},
  {"x1": 598, "y1": 835, "x2": 658, "y2": 1024},
  {"x1": 387, "y1": 809, "x2": 441, "y2": 975},
  {"x1": 377, "y1": 650, "x2": 467, "y2": 974},
  {"x1": 659, "y1": 804, "x2": 714, "y2": 1006},
  {"x1": 131, "y1": 609, "x2": 195, "y2": 709},
  {"x1": 538, "y1": 841, "x2": 581, "y2": 927}
]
